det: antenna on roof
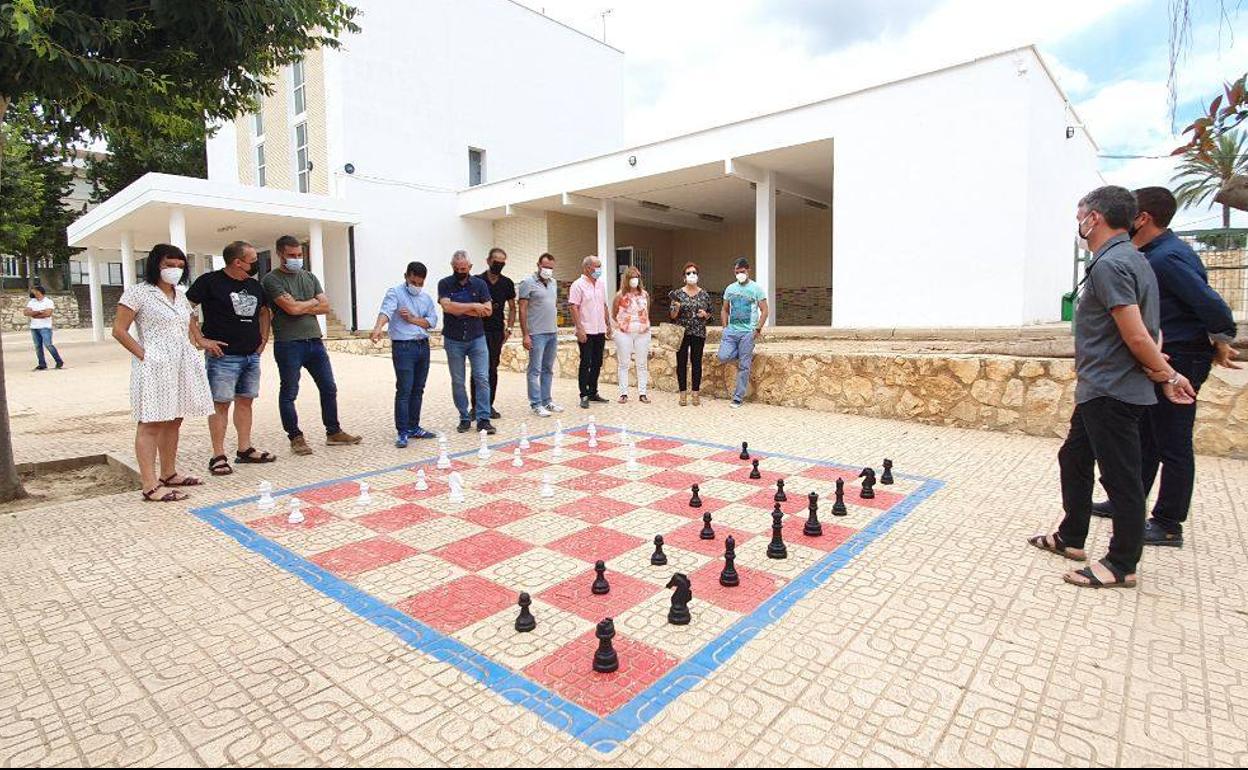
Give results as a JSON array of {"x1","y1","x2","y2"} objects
[{"x1": 599, "y1": 8, "x2": 614, "y2": 43}]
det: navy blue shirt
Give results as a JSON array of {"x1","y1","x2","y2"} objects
[
  {"x1": 1141, "y1": 230, "x2": 1236, "y2": 347},
  {"x1": 437, "y1": 273, "x2": 490, "y2": 342}
]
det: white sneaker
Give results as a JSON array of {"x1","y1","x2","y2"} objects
[
  {"x1": 545, "y1": 402, "x2": 565, "y2": 413},
  {"x1": 532, "y1": 405, "x2": 552, "y2": 418},
  {"x1": 729, "y1": 400, "x2": 742, "y2": 409}
]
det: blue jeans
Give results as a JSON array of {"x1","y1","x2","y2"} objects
[
  {"x1": 273, "y1": 339, "x2": 341, "y2": 439},
  {"x1": 31, "y1": 328, "x2": 62, "y2": 368},
  {"x1": 716, "y1": 328, "x2": 756, "y2": 402},
  {"x1": 444, "y1": 334, "x2": 491, "y2": 422},
  {"x1": 527, "y1": 333, "x2": 558, "y2": 408},
  {"x1": 392, "y1": 339, "x2": 431, "y2": 434},
  {"x1": 205, "y1": 353, "x2": 261, "y2": 402}
]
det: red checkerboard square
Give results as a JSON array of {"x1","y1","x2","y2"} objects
[
  {"x1": 848, "y1": 487, "x2": 905, "y2": 511},
  {"x1": 637, "y1": 437, "x2": 684, "y2": 451},
  {"x1": 562, "y1": 473, "x2": 629, "y2": 494},
  {"x1": 725, "y1": 465, "x2": 784, "y2": 487},
  {"x1": 644, "y1": 469, "x2": 705, "y2": 491},
  {"x1": 490, "y1": 456, "x2": 549, "y2": 474},
  {"x1": 249, "y1": 506, "x2": 335, "y2": 536},
  {"x1": 637, "y1": 451, "x2": 693, "y2": 469},
  {"x1": 555, "y1": 495, "x2": 636, "y2": 524},
  {"x1": 664, "y1": 520, "x2": 756, "y2": 557},
  {"x1": 461, "y1": 499, "x2": 534, "y2": 528},
  {"x1": 396, "y1": 575, "x2": 516, "y2": 633},
  {"x1": 356, "y1": 503, "x2": 440, "y2": 534},
  {"x1": 540, "y1": 569, "x2": 662, "y2": 621},
  {"x1": 390, "y1": 477, "x2": 445, "y2": 501},
  {"x1": 476, "y1": 476, "x2": 532, "y2": 496},
  {"x1": 798, "y1": 464, "x2": 860, "y2": 484},
  {"x1": 744, "y1": 488, "x2": 811, "y2": 516},
  {"x1": 296, "y1": 481, "x2": 361, "y2": 505},
  {"x1": 650, "y1": 491, "x2": 731, "y2": 518},
  {"x1": 687, "y1": 560, "x2": 788, "y2": 614},
  {"x1": 563, "y1": 454, "x2": 622, "y2": 473},
  {"x1": 309, "y1": 536, "x2": 419, "y2": 578},
  {"x1": 548, "y1": 527, "x2": 646, "y2": 563},
  {"x1": 523, "y1": 628, "x2": 679, "y2": 716},
  {"x1": 434, "y1": 530, "x2": 533, "y2": 571},
  {"x1": 708, "y1": 449, "x2": 765, "y2": 465}
]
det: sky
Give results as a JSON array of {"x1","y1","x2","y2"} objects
[{"x1": 518, "y1": 0, "x2": 1246, "y2": 229}]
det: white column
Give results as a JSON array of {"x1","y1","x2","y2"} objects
[
  {"x1": 86, "y1": 247, "x2": 104, "y2": 342},
  {"x1": 308, "y1": 220, "x2": 328, "y2": 336},
  {"x1": 168, "y1": 207, "x2": 187, "y2": 252},
  {"x1": 120, "y1": 231, "x2": 136, "y2": 287},
  {"x1": 597, "y1": 199, "x2": 617, "y2": 300},
  {"x1": 755, "y1": 170, "x2": 777, "y2": 327}
]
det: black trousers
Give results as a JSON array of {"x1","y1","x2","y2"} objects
[
  {"x1": 578, "y1": 333, "x2": 606, "y2": 397},
  {"x1": 473, "y1": 328, "x2": 505, "y2": 411},
  {"x1": 1140, "y1": 342, "x2": 1213, "y2": 532},
  {"x1": 676, "y1": 333, "x2": 706, "y2": 392},
  {"x1": 1058, "y1": 397, "x2": 1148, "y2": 575}
]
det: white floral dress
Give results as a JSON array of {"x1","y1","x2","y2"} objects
[{"x1": 119, "y1": 283, "x2": 214, "y2": 423}]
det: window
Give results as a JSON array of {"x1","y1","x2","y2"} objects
[
  {"x1": 107, "y1": 263, "x2": 123, "y2": 286},
  {"x1": 253, "y1": 111, "x2": 264, "y2": 137},
  {"x1": 469, "y1": 147, "x2": 485, "y2": 187},
  {"x1": 294, "y1": 122, "x2": 310, "y2": 193},
  {"x1": 256, "y1": 143, "x2": 267, "y2": 187},
  {"x1": 251, "y1": 110, "x2": 266, "y2": 187},
  {"x1": 291, "y1": 60, "x2": 307, "y2": 117}
]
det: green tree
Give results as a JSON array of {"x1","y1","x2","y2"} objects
[
  {"x1": 86, "y1": 129, "x2": 206, "y2": 204},
  {"x1": 0, "y1": 0, "x2": 359, "y2": 502},
  {"x1": 1172, "y1": 130, "x2": 1248, "y2": 229},
  {"x1": 0, "y1": 99, "x2": 76, "y2": 284}
]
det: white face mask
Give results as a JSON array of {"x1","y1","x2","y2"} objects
[
  {"x1": 685, "y1": 273, "x2": 698, "y2": 285},
  {"x1": 540, "y1": 267, "x2": 554, "y2": 280},
  {"x1": 1076, "y1": 214, "x2": 1094, "y2": 252},
  {"x1": 160, "y1": 267, "x2": 184, "y2": 285},
  {"x1": 629, "y1": 277, "x2": 640, "y2": 289},
  {"x1": 735, "y1": 272, "x2": 749, "y2": 284}
]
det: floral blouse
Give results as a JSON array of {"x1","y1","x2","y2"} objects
[
  {"x1": 668, "y1": 287, "x2": 713, "y2": 338},
  {"x1": 614, "y1": 291, "x2": 651, "y2": 335}
]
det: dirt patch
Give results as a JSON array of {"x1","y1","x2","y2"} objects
[{"x1": 0, "y1": 462, "x2": 140, "y2": 515}]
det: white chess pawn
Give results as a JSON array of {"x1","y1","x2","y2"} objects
[
  {"x1": 519, "y1": 422, "x2": 531, "y2": 450},
  {"x1": 540, "y1": 473, "x2": 555, "y2": 499},
  {"x1": 356, "y1": 481, "x2": 372, "y2": 506},
  {"x1": 512, "y1": 447, "x2": 523, "y2": 468},
  {"x1": 414, "y1": 467, "x2": 429, "y2": 492},
  {"x1": 587, "y1": 433, "x2": 599, "y2": 449},
  {"x1": 448, "y1": 471, "x2": 465, "y2": 503},
  {"x1": 287, "y1": 498, "x2": 305, "y2": 525},
  {"x1": 257, "y1": 481, "x2": 274, "y2": 510},
  {"x1": 477, "y1": 429, "x2": 491, "y2": 461}
]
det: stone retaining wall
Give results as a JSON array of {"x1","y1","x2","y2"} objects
[{"x1": 1, "y1": 292, "x2": 82, "y2": 332}]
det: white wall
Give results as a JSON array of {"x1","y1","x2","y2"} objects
[{"x1": 206, "y1": 121, "x2": 239, "y2": 184}]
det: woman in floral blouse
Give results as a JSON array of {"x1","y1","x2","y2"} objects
[
  {"x1": 667, "y1": 261, "x2": 714, "y2": 406},
  {"x1": 612, "y1": 265, "x2": 651, "y2": 403}
]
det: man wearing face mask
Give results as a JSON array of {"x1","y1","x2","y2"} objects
[
  {"x1": 519, "y1": 253, "x2": 563, "y2": 417},
  {"x1": 188, "y1": 240, "x2": 275, "y2": 475},
  {"x1": 1088, "y1": 187, "x2": 1239, "y2": 547},
  {"x1": 569, "y1": 255, "x2": 613, "y2": 409},
  {"x1": 1028, "y1": 186, "x2": 1196, "y2": 590},
  {"x1": 473, "y1": 247, "x2": 516, "y2": 420},
  {"x1": 437, "y1": 250, "x2": 496, "y2": 434},
  {"x1": 371, "y1": 261, "x2": 440, "y2": 448},
  {"x1": 717, "y1": 257, "x2": 769, "y2": 409},
  {"x1": 262, "y1": 234, "x2": 362, "y2": 455}
]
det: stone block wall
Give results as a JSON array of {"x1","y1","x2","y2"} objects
[
  {"x1": 1, "y1": 291, "x2": 83, "y2": 331},
  {"x1": 71, "y1": 285, "x2": 124, "y2": 328},
  {"x1": 775, "y1": 286, "x2": 832, "y2": 326}
]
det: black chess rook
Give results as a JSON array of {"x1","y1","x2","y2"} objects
[
  {"x1": 592, "y1": 617, "x2": 619, "y2": 673},
  {"x1": 592, "y1": 560, "x2": 610, "y2": 595},
  {"x1": 720, "y1": 536, "x2": 740, "y2": 587},
  {"x1": 650, "y1": 535, "x2": 668, "y2": 566},
  {"x1": 515, "y1": 592, "x2": 536, "y2": 632}
]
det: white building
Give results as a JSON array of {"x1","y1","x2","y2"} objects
[{"x1": 68, "y1": 0, "x2": 1100, "y2": 340}]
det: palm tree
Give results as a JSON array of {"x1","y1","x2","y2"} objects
[{"x1": 1172, "y1": 129, "x2": 1248, "y2": 229}]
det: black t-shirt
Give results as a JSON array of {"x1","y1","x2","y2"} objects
[
  {"x1": 187, "y1": 270, "x2": 268, "y2": 355},
  {"x1": 478, "y1": 270, "x2": 516, "y2": 333}
]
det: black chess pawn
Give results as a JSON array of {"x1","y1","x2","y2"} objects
[
  {"x1": 774, "y1": 479, "x2": 787, "y2": 503},
  {"x1": 515, "y1": 592, "x2": 537, "y2": 632},
  {"x1": 719, "y1": 536, "x2": 739, "y2": 587},
  {"x1": 689, "y1": 484, "x2": 703, "y2": 508},
  {"x1": 666, "y1": 573, "x2": 692, "y2": 625},
  {"x1": 739, "y1": 442, "x2": 750, "y2": 460},
  {"x1": 881, "y1": 459, "x2": 894, "y2": 485},
  {"x1": 804, "y1": 491, "x2": 823, "y2": 537},
  {"x1": 699, "y1": 512, "x2": 715, "y2": 540},
  {"x1": 592, "y1": 560, "x2": 610, "y2": 595},
  {"x1": 859, "y1": 467, "x2": 876, "y2": 499},
  {"x1": 832, "y1": 478, "x2": 848, "y2": 516},
  {"x1": 749, "y1": 459, "x2": 761, "y2": 480},
  {"x1": 592, "y1": 617, "x2": 619, "y2": 673},
  {"x1": 650, "y1": 535, "x2": 668, "y2": 566},
  {"x1": 767, "y1": 504, "x2": 788, "y2": 559}
]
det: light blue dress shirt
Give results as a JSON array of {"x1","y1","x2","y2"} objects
[{"x1": 379, "y1": 284, "x2": 439, "y2": 341}]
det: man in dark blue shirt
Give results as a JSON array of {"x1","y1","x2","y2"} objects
[
  {"x1": 437, "y1": 250, "x2": 496, "y2": 434},
  {"x1": 1092, "y1": 187, "x2": 1240, "y2": 547}
]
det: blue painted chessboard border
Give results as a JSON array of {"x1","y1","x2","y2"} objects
[{"x1": 190, "y1": 427, "x2": 945, "y2": 753}]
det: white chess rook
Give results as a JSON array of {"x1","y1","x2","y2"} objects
[
  {"x1": 257, "y1": 481, "x2": 274, "y2": 510},
  {"x1": 356, "y1": 481, "x2": 372, "y2": 506}
]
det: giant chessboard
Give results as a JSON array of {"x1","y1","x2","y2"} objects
[{"x1": 193, "y1": 424, "x2": 943, "y2": 751}]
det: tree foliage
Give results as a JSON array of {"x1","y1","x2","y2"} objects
[
  {"x1": 1172, "y1": 130, "x2": 1248, "y2": 228},
  {"x1": 0, "y1": 98, "x2": 75, "y2": 270},
  {"x1": 86, "y1": 129, "x2": 206, "y2": 204}
]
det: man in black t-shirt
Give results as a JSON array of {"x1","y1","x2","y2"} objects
[
  {"x1": 471, "y1": 247, "x2": 516, "y2": 419},
  {"x1": 188, "y1": 240, "x2": 275, "y2": 476}
]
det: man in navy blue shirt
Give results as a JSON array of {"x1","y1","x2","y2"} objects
[
  {"x1": 438, "y1": 250, "x2": 497, "y2": 435},
  {"x1": 1092, "y1": 187, "x2": 1240, "y2": 547}
]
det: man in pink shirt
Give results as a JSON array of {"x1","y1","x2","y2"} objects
[{"x1": 568, "y1": 255, "x2": 613, "y2": 409}]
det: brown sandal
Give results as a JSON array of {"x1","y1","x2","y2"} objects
[
  {"x1": 618, "y1": 395, "x2": 629, "y2": 404},
  {"x1": 235, "y1": 447, "x2": 277, "y2": 464},
  {"x1": 161, "y1": 474, "x2": 204, "y2": 487},
  {"x1": 1027, "y1": 532, "x2": 1086, "y2": 562},
  {"x1": 639, "y1": 395, "x2": 650, "y2": 404},
  {"x1": 142, "y1": 487, "x2": 188, "y2": 503},
  {"x1": 209, "y1": 455, "x2": 234, "y2": 476}
]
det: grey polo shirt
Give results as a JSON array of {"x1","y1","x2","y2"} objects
[
  {"x1": 1074, "y1": 233, "x2": 1160, "y2": 406},
  {"x1": 518, "y1": 273, "x2": 559, "y2": 335}
]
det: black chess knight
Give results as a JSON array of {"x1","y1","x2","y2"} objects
[{"x1": 666, "y1": 573, "x2": 692, "y2": 625}]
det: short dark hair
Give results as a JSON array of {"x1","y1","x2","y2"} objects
[
  {"x1": 538, "y1": 252, "x2": 555, "y2": 265},
  {"x1": 222, "y1": 240, "x2": 254, "y2": 266},
  {"x1": 275, "y1": 235, "x2": 302, "y2": 253},
  {"x1": 1078, "y1": 186, "x2": 1137, "y2": 230},
  {"x1": 1133, "y1": 186, "x2": 1177, "y2": 228},
  {"x1": 143, "y1": 243, "x2": 187, "y2": 285},
  {"x1": 30, "y1": 284, "x2": 45, "y2": 297},
  {"x1": 734, "y1": 257, "x2": 750, "y2": 270},
  {"x1": 488, "y1": 247, "x2": 506, "y2": 260},
  {"x1": 405, "y1": 261, "x2": 427, "y2": 278}
]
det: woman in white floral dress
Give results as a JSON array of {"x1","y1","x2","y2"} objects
[{"x1": 112, "y1": 244, "x2": 214, "y2": 502}]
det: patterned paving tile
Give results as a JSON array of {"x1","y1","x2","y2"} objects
[{"x1": 523, "y1": 629, "x2": 680, "y2": 717}]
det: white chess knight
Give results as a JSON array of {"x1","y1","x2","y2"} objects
[
  {"x1": 287, "y1": 498, "x2": 305, "y2": 525},
  {"x1": 540, "y1": 473, "x2": 555, "y2": 498},
  {"x1": 512, "y1": 447, "x2": 524, "y2": 468},
  {"x1": 414, "y1": 467, "x2": 429, "y2": 492},
  {"x1": 257, "y1": 481, "x2": 274, "y2": 510},
  {"x1": 355, "y1": 481, "x2": 372, "y2": 507},
  {"x1": 477, "y1": 429, "x2": 492, "y2": 461},
  {"x1": 448, "y1": 471, "x2": 465, "y2": 503},
  {"x1": 519, "y1": 422, "x2": 531, "y2": 450}
]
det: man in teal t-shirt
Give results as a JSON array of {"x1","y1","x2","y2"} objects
[{"x1": 717, "y1": 257, "x2": 769, "y2": 408}]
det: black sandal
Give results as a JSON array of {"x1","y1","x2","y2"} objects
[
  {"x1": 1064, "y1": 559, "x2": 1137, "y2": 589},
  {"x1": 209, "y1": 455, "x2": 234, "y2": 476},
  {"x1": 235, "y1": 447, "x2": 277, "y2": 464},
  {"x1": 142, "y1": 487, "x2": 188, "y2": 503},
  {"x1": 1027, "y1": 532, "x2": 1086, "y2": 562},
  {"x1": 160, "y1": 474, "x2": 204, "y2": 487}
]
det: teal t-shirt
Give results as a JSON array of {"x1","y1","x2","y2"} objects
[{"x1": 723, "y1": 280, "x2": 766, "y2": 332}]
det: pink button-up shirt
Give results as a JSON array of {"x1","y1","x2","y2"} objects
[{"x1": 568, "y1": 274, "x2": 608, "y2": 335}]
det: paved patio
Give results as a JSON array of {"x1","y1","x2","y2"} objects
[{"x1": 1, "y1": 330, "x2": 1246, "y2": 766}]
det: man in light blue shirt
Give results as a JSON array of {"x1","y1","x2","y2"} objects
[
  {"x1": 371, "y1": 261, "x2": 439, "y2": 447},
  {"x1": 717, "y1": 257, "x2": 769, "y2": 408}
]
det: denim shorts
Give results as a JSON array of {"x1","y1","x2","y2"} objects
[{"x1": 205, "y1": 352, "x2": 262, "y2": 402}]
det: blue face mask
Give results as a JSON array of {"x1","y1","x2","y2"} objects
[
  {"x1": 592, "y1": 268, "x2": 603, "y2": 280},
  {"x1": 286, "y1": 258, "x2": 304, "y2": 272},
  {"x1": 405, "y1": 284, "x2": 423, "y2": 296}
]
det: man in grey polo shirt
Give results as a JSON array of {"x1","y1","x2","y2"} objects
[
  {"x1": 518, "y1": 253, "x2": 563, "y2": 417},
  {"x1": 1028, "y1": 185, "x2": 1196, "y2": 589}
]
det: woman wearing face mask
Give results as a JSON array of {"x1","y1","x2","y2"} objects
[
  {"x1": 612, "y1": 266, "x2": 652, "y2": 403},
  {"x1": 668, "y1": 262, "x2": 714, "y2": 406},
  {"x1": 112, "y1": 244, "x2": 214, "y2": 502}
]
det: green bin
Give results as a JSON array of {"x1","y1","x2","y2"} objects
[{"x1": 1061, "y1": 291, "x2": 1076, "y2": 322}]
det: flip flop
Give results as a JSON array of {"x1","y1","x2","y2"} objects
[{"x1": 1064, "y1": 560, "x2": 1137, "y2": 589}]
